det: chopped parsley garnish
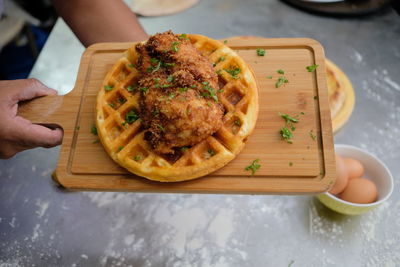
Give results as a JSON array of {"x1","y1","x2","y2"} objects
[
  {"x1": 118, "y1": 98, "x2": 126, "y2": 104},
  {"x1": 152, "y1": 108, "x2": 159, "y2": 117},
  {"x1": 279, "y1": 113, "x2": 300, "y2": 144},
  {"x1": 277, "y1": 69, "x2": 285, "y2": 74},
  {"x1": 256, "y1": 48, "x2": 266, "y2": 56},
  {"x1": 92, "y1": 139, "x2": 100, "y2": 144},
  {"x1": 275, "y1": 76, "x2": 289, "y2": 88},
  {"x1": 205, "y1": 149, "x2": 216, "y2": 159},
  {"x1": 181, "y1": 146, "x2": 189, "y2": 152},
  {"x1": 289, "y1": 162, "x2": 293, "y2": 166},
  {"x1": 127, "y1": 85, "x2": 135, "y2": 92},
  {"x1": 224, "y1": 67, "x2": 241, "y2": 79},
  {"x1": 309, "y1": 129, "x2": 317, "y2": 141},
  {"x1": 108, "y1": 103, "x2": 115, "y2": 108},
  {"x1": 91, "y1": 125, "x2": 98, "y2": 135},
  {"x1": 125, "y1": 110, "x2": 139, "y2": 124},
  {"x1": 202, "y1": 82, "x2": 218, "y2": 102},
  {"x1": 118, "y1": 146, "x2": 124, "y2": 152},
  {"x1": 179, "y1": 87, "x2": 189, "y2": 93},
  {"x1": 140, "y1": 87, "x2": 149, "y2": 93},
  {"x1": 161, "y1": 84, "x2": 172, "y2": 88},
  {"x1": 133, "y1": 155, "x2": 141, "y2": 161},
  {"x1": 245, "y1": 159, "x2": 261, "y2": 175},
  {"x1": 281, "y1": 127, "x2": 294, "y2": 144},
  {"x1": 234, "y1": 120, "x2": 241, "y2": 126},
  {"x1": 150, "y1": 58, "x2": 158, "y2": 64},
  {"x1": 216, "y1": 69, "x2": 223, "y2": 75},
  {"x1": 178, "y1": 33, "x2": 189, "y2": 40},
  {"x1": 168, "y1": 93, "x2": 175, "y2": 99},
  {"x1": 163, "y1": 62, "x2": 175, "y2": 67},
  {"x1": 300, "y1": 112, "x2": 305, "y2": 115},
  {"x1": 280, "y1": 113, "x2": 299, "y2": 124},
  {"x1": 216, "y1": 56, "x2": 225, "y2": 64},
  {"x1": 104, "y1": 85, "x2": 113, "y2": 91},
  {"x1": 128, "y1": 63, "x2": 135, "y2": 68},
  {"x1": 190, "y1": 85, "x2": 197, "y2": 88},
  {"x1": 147, "y1": 58, "x2": 162, "y2": 73},
  {"x1": 167, "y1": 75, "x2": 174, "y2": 83},
  {"x1": 171, "y1": 41, "x2": 180, "y2": 52},
  {"x1": 223, "y1": 40, "x2": 228, "y2": 44},
  {"x1": 266, "y1": 75, "x2": 273, "y2": 79},
  {"x1": 306, "y1": 64, "x2": 319, "y2": 72},
  {"x1": 288, "y1": 260, "x2": 295, "y2": 267},
  {"x1": 157, "y1": 124, "x2": 165, "y2": 132}
]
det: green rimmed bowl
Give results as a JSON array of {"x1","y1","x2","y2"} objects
[{"x1": 317, "y1": 144, "x2": 393, "y2": 215}]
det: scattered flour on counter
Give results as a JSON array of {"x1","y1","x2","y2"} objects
[
  {"x1": 35, "y1": 199, "x2": 50, "y2": 218},
  {"x1": 31, "y1": 165, "x2": 36, "y2": 172},
  {"x1": 40, "y1": 168, "x2": 53, "y2": 177},
  {"x1": 81, "y1": 254, "x2": 88, "y2": 260},
  {"x1": 8, "y1": 217, "x2": 16, "y2": 228},
  {"x1": 351, "y1": 50, "x2": 363, "y2": 64},
  {"x1": 207, "y1": 209, "x2": 234, "y2": 247},
  {"x1": 31, "y1": 224, "x2": 41, "y2": 242}
]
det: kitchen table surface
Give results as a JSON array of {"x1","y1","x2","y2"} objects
[{"x1": 1, "y1": 0, "x2": 400, "y2": 266}]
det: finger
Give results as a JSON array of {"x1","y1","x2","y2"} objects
[
  {"x1": 11, "y1": 78, "x2": 58, "y2": 103},
  {"x1": 12, "y1": 117, "x2": 63, "y2": 148}
]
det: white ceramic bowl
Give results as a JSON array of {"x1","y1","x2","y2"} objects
[{"x1": 317, "y1": 144, "x2": 394, "y2": 215}]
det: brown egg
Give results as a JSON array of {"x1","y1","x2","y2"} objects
[
  {"x1": 339, "y1": 178, "x2": 378, "y2": 204},
  {"x1": 343, "y1": 157, "x2": 365, "y2": 179},
  {"x1": 329, "y1": 155, "x2": 349, "y2": 195}
]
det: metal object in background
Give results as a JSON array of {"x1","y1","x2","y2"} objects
[{"x1": 282, "y1": 0, "x2": 394, "y2": 16}]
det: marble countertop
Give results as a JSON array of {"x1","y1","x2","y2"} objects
[{"x1": 1, "y1": 0, "x2": 400, "y2": 266}]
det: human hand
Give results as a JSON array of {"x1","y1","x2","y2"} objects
[{"x1": 0, "y1": 79, "x2": 63, "y2": 159}]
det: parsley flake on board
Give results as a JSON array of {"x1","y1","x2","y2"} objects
[
  {"x1": 306, "y1": 64, "x2": 319, "y2": 72},
  {"x1": 309, "y1": 129, "x2": 317, "y2": 141},
  {"x1": 256, "y1": 48, "x2": 266, "y2": 56},
  {"x1": 275, "y1": 76, "x2": 289, "y2": 88},
  {"x1": 277, "y1": 69, "x2": 285, "y2": 74},
  {"x1": 223, "y1": 40, "x2": 228, "y2": 44},
  {"x1": 279, "y1": 113, "x2": 301, "y2": 144},
  {"x1": 281, "y1": 127, "x2": 294, "y2": 144},
  {"x1": 266, "y1": 75, "x2": 273, "y2": 79},
  {"x1": 245, "y1": 159, "x2": 261, "y2": 175}
]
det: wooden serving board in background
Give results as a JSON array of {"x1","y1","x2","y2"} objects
[{"x1": 20, "y1": 38, "x2": 335, "y2": 194}]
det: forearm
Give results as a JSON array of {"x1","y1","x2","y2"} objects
[{"x1": 52, "y1": 0, "x2": 148, "y2": 47}]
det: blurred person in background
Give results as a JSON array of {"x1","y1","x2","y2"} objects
[{"x1": 0, "y1": 0, "x2": 147, "y2": 159}]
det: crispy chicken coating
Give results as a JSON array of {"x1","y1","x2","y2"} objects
[{"x1": 136, "y1": 31, "x2": 224, "y2": 154}]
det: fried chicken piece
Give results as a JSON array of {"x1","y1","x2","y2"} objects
[{"x1": 136, "y1": 31, "x2": 224, "y2": 154}]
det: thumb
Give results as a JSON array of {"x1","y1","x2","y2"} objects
[
  {"x1": 12, "y1": 78, "x2": 57, "y2": 103},
  {"x1": 13, "y1": 117, "x2": 63, "y2": 148}
]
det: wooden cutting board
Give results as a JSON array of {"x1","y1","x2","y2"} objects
[{"x1": 20, "y1": 37, "x2": 335, "y2": 194}]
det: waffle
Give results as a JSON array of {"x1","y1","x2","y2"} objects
[
  {"x1": 326, "y1": 59, "x2": 347, "y2": 119},
  {"x1": 96, "y1": 34, "x2": 259, "y2": 182}
]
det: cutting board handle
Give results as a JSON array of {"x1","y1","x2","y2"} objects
[{"x1": 17, "y1": 95, "x2": 64, "y2": 125}]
